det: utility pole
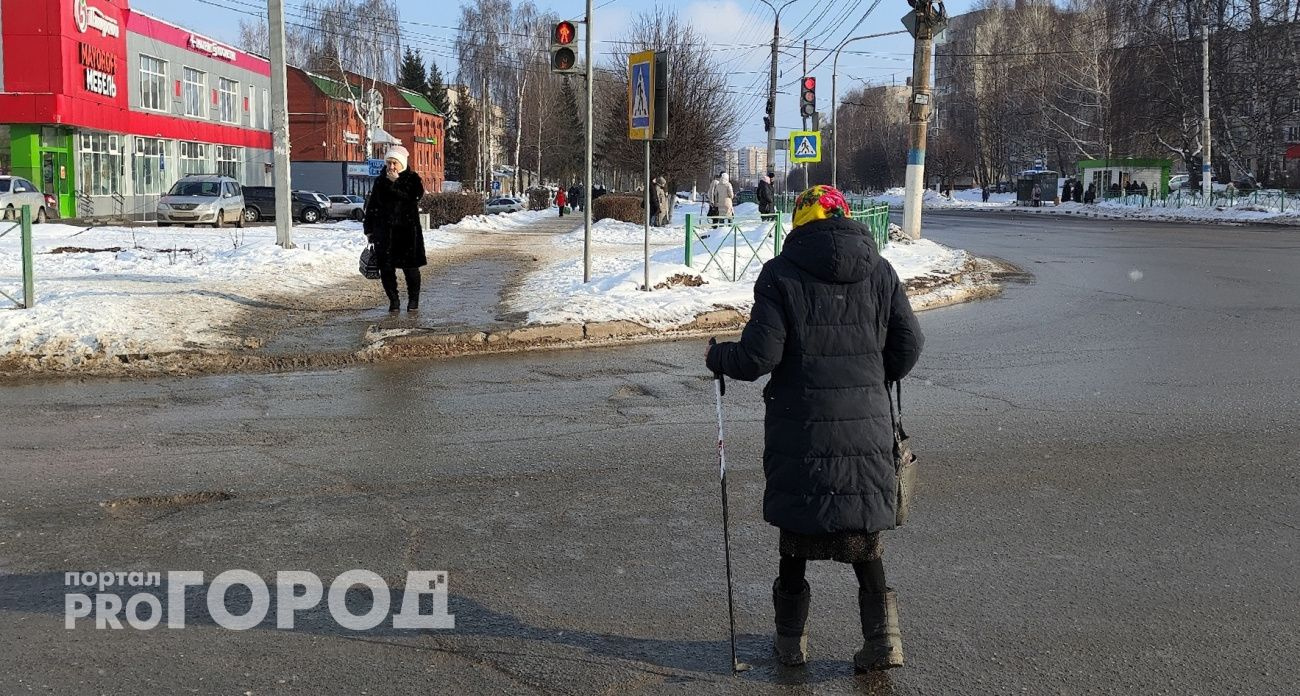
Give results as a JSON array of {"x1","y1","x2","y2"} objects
[
  {"x1": 583, "y1": 1, "x2": 594, "y2": 282},
  {"x1": 267, "y1": 0, "x2": 293, "y2": 248},
  {"x1": 1201, "y1": 0, "x2": 1212, "y2": 201},
  {"x1": 902, "y1": 0, "x2": 946, "y2": 240},
  {"x1": 802, "y1": 39, "x2": 809, "y2": 190},
  {"x1": 760, "y1": 1, "x2": 797, "y2": 190}
]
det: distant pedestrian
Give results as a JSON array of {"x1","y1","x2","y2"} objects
[
  {"x1": 982, "y1": 186, "x2": 990, "y2": 203},
  {"x1": 1032, "y1": 183, "x2": 1042, "y2": 207},
  {"x1": 555, "y1": 187, "x2": 567, "y2": 216},
  {"x1": 709, "y1": 171, "x2": 735, "y2": 227},
  {"x1": 1085, "y1": 183, "x2": 1096, "y2": 204},
  {"x1": 706, "y1": 184, "x2": 924, "y2": 672},
  {"x1": 363, "y1": 145, "x2": 426, "y2": 313},
  {"x1": 707, "y1": 173, "x2": 722, "y2": 227},
  {"x1": 1073, "y1": 179, "x2": 1085, "y2": 203},
  {"x1": 654, "y1": 176, "x2": 671, "y2": 226},
  {"x1": 568, "y1": 185, "x2": 582, "y2": 212},
  {"x1": 758, "y1": 172, "x2": 776, "y2": 221}
]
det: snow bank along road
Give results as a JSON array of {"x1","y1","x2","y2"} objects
[{"x1": 0, "y1": 207, "x2": 999, "y2": 378}]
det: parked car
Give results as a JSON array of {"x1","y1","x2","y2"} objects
[
  {"x1": 485, "y1": 197, "x2": 525, "y2": 214},
  {"x1": 241, "y1": 186, "x2": 327, "y2": 224},
  {"x1": 157, "y1": 175, "x2": 244, "y2": 228},
  {"x1": 1167, "y1": 174, "x2": 1189, "y2": 190},
  {"x1": 328, "y1": 194, "x2": 366, "y2": 221},
  {"x1": 0, "y1": 176, "x2": 56, "y2": 223}
]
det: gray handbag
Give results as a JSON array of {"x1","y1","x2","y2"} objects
[{"x1": 888, "y1": 381, "x2": 917, "y2": 526}]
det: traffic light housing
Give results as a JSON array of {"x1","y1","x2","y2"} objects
[
  {"x1": 799, "y1": 76, "x2": 816, "y2": 119},
  {"x1": 551, "y1": 21, "x2": 578, "y2": 74},
  {"x1": 763, "y1": 97, "x2": 774, "y2": 132}
]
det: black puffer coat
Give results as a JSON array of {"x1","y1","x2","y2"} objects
[
  {"x1": 706, "y1": 216, "x2": 924, "y2": 535},
  {"x1": 363, "y1": 170, "x2": 427, "y2": 269}
]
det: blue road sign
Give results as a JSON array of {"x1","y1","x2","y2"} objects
[
  {"x1": 628, "y1": 50, "x2": 654, "y2": 140},
  {"x1": 790, "y1": 131, "x2": 822, "y2": 163},
  {"x1": 368, "y1": 159, "x2": 386, "y2": 177},
  {"x1": 492, "y1": 180, "x2": 501, "y2": 191}
]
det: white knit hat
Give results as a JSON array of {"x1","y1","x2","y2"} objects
[{"x1": 384, "y1": 145, "x2": 409, "y2": 171}]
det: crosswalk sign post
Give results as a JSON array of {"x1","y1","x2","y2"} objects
[
  {"x1": 628, "y1": 49, "x2": 657, "y2": 292},
  {"x1": 790, "y1": 131, "x2": 822, "y2": 164}
]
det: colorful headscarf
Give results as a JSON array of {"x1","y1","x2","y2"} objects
[{"x1": 792, "y1": 185, "x2": 853, "y2": 229}]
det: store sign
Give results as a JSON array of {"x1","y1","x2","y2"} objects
[
  {"x1": 79, "y1": 42, "x2": 118, "y2": 98},
  {"x1": 73, "y1": 0, "x2": 120, "y2": 38},
  {"x1": 343, "y1": 130, "x2": 361, "y2": 145},
  {"x1": 189, "y1": 33, "x2": 237, "y2": 62},
  {"x1": 346, "y1": 163, "x2": 370, "y2": 177}
]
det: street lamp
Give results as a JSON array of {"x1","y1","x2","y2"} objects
[
  {"x1": 831, "y1": 30, "x2": 907, "y2": 190},
  {"x1": 759, "y1": 0, "x2": 800, "y2": 181}
]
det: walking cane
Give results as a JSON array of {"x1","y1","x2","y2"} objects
[{"x1": 710, "y1": 338, "x2": 750, "y2": 674}]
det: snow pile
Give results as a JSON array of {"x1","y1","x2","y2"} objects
[
  {"x1": 0, "y1": 220, "x2": 462, "y2": 367},
  {"x1": 873, "y1": 188, "x2": 1015, "y2": 209},
  {"x1": 441, "y1": 208, "x2": 559, "y2": 233},
  {"x1": 514, "y1": 217, "x2": 968, "y2": 328},
  {"x1": 1023, "y1": 199, "x2": 1300, "y2": 224}
]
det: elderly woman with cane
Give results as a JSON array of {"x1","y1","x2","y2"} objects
[{"x1": 705, "y1": 185, "x2": 924, "y2": 671}]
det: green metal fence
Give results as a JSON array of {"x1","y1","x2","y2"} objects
[
  {"x1": 684, "y1": 213, "x2": 785, "y2": 282},
  {"x1": 0, "y1": 204, "x2": 35, "y2": 309}
]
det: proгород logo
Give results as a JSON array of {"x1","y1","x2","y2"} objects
[{"x1": 63, "y1": 569, "x2": 456, "y2": 631}]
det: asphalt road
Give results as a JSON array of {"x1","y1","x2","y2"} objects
[{"x1": 1, "y1": 211, "x2": 1297, "y2": 695}]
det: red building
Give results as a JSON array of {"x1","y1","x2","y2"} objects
[
  {"x1": 286, "y1": 65, "x2": 444, "y2": 195},
  {"x1": 0, "y1": 0, "x2": 273, "y2": 219}
]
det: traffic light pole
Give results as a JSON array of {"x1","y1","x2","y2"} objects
[
  {"x1": 584, "y1": 1, "x2": 594, "y2": 282},
  {"x1": 760, "y1": 0, "x2": 796, "y2": 194},
  {"x1": 802, "y1": 40, "x2": 809, "y2": 191},
  {"x1": 903, "y1": 4, "x2": 941, "y2": 241}
]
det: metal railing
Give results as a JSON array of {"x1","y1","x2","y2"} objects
[
  {"x1": 684, "y1": 213, "x2": 785, "y2": 282},
  {"x1": 0, "y1": 205, "x2": 35, "y2": 309}
]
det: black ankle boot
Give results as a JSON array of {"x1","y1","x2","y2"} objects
[
  {"x1": 772, "y1": 578, "x2": 810, "y2": 666},
  {"x1": 854, "y1": 588, "x2": 904, "y2": 671}
]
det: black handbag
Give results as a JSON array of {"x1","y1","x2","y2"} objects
[
  {"x1": 359, "y1": 244, "x2": 380, "y2": 279},
  {"x1": 888, "y1": 380, "x2": 918, "y2": 527}
]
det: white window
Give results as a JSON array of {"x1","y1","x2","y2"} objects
[
  {"x1": 216, "y1": 145, "x2": 241, "y2": 179},
  {"x1": 179, "y1": 141, "x2": 209, "y2": 176},
  {"x1": 78, "y1": 132, "x2": 122, "y2": 196},
  {"x1": 219, "y1": 77, "x2": 239, "y2": 123},
  {"x1": 262, "y1": 88, "x2": 269, "y2": 129},
  {"x1": 139, "y1": 55, "x2": 167, "y2": 112},
  {"x1": 1288, "y1": 126, "x2": 1300, "y2": 142},
  {"x1": 133, "y1": 137, "x2": 171, "y2": 195},
  {"x1": 247, "y1": 85, "x2": 256, "y2": 126},
  {"x1": 183, "y1": 67, "x2": 206, "y2": 117}
]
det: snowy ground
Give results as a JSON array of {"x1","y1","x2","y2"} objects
[
  {"x1": 0, "y1": 219, "x2": 462, "y2": 370},
  {"x1": 512, "y1": 203, "x2": 969, "y2": 328},
  {"x1": 867, "y1": 186, "x2": 1300, "y2": 224}
]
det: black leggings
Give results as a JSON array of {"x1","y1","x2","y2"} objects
[
  {"x1": 379, "y1": 266, "x2": 420, "y2": 295},
  {"x1": 779, "y1": 555, "x2": 886, "y2": 594}
]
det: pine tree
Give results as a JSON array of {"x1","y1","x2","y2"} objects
[
  {"x1": 397, "y1": 47, "x2": 428, "y2": 94},
  {"x1": 552, "y1": 78, "x2": 585, "y2": 183},
  {"x1": 426, "y1": 60, "x2": 451, "y2": 117},
  {"x1": 448, "y1": 95, "x2": 479, "y2": 184}
]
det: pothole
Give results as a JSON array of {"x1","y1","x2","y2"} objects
[{"x1": 101, "y1": 491, "x2": 235, "y2": 510}]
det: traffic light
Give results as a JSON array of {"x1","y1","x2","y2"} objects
[
  {"x1": 763, "y1": 97, "x2": 774, "y2": 132},
  {"x1": 799, "y1": 76, "x2": 816, "y2": 119},
  {"x1": 551, "y1": 20, "x2": 578, "y2": 74}
]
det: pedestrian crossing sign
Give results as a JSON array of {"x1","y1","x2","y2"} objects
[
  {"x1": 790, "y1": 131, "x2": 821, "y2": 163},
  {"x1": 628, "y1": 50, "x2": 655, "y2": 140}
]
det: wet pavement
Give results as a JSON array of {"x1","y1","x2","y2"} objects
[{"x1": 1, "y1": 212, "x2": 1298, "y2": 694}]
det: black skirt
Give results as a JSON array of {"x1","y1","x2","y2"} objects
[{"x1": 779, "y1": 529, "x2": 883, "y2": 563}]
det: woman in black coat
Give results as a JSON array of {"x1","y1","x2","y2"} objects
[
  {"x1": 706, "y1": 185, "x2": 924, "y2": 671},
  {"x1": 363, "y1": 145, "x2": 427, "y2": 312}
]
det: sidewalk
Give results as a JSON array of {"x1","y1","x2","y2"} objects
[{"x1": 0, "y1": 210, "x2": 1001, "y2": 378}]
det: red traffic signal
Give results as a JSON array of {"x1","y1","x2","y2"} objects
[
  {"x1": 551, "y1": 21, "x2": 579, "y2": 74},
  {"x1": 800, "y1": 76, "x2": 816, "y2": 118},
  {"x1": 554, "y1": 20, "x2": 577, "y2": 46}
]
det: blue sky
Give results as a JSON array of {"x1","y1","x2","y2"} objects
[{"x1": 130, "y1": 0, "x2": 975, "y2": 148}]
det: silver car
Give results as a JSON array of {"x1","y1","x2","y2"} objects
[
  {"x1": 0, "y1": 176, "x2": 55, "y2": 223},
  {"x1": 485, "y1": 197, "x2": 525, "y2": 214},
  {"x1": 328, "y1": 194, "x2": 366, "y2": 221},
  {"x1": 157, "y1": 175, "x2": 245, "y2": 228}
]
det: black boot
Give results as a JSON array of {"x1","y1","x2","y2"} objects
[
  {"x1": 404, "y1": 268, "x2": 421, "y2": 312},
  {"x1": 854, "y1": 588, "x2": 904, "y2": 671},
  {"x1": 380, "y1": 270, "x2": 400, "y2": 312},
  {"x1": 772, "y1": 578, "x2": 810, "y2": 666}
]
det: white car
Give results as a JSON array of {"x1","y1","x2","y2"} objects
[
  {"x1": 485, "y1": 197, "x2": 525, "y2": 214},
  {"x1": 0, "y1": 176, "x2": 57, "y2": 223},
  {"x1": 1167, "y1": 174, "x2": 1189, "y2": 190},
  {"x1": 156, "y1": 175, "x2": 245, "y2": 228},
  {"x1": 328, "y1": 194, "x2": 366, "y2": 221}
]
